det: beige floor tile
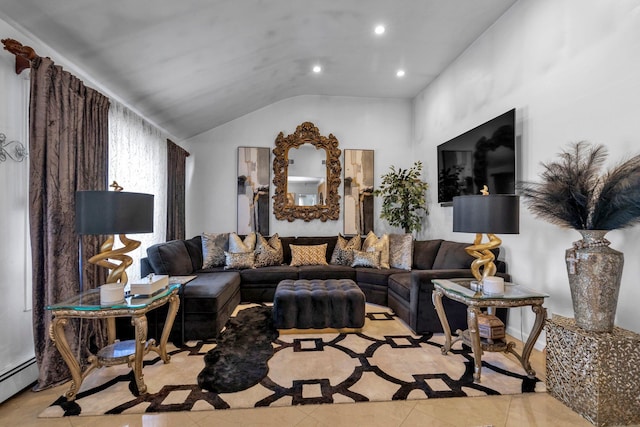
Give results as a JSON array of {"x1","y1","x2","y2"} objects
[
  {"x1": 412, "y1": 395, "x2": 512, "y2": 426},
  {"x1": 303, "y1": 400, "x2": 416, "y2": 426},
  {"x1": 506, "y1": 393, "x2": 596, "y2": 427}
]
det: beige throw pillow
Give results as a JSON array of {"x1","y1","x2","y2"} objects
[
  {"x1": 362, "y1": 231, "x2": 390, "y2": 269},
  {"x1": 289, "y1": 244, "x2": 328, "y2": 267},
  {"x1": 229, "y1": 232, "x2": 256, "y2": 253}
]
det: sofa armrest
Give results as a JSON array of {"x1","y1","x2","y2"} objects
[{"x1": 140, "y1": 257, "x2": 153, "y2": 277}]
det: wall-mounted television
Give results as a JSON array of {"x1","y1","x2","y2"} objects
[{"x1": 437, "y1": 109, "x2": 516, "y2": 205}]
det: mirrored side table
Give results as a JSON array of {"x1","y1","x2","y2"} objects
[{"x1": 46, "y1": 283, "x2": 180, "y2": 401}]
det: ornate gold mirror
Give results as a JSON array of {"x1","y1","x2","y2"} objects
[{"x1": 273, "y1": 122, "x2": 341, "y2": 221}]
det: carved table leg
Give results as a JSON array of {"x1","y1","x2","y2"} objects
[
  {"x1": 467, "y1": 306, "x2": 483, "y2": 382},
  {"x1": 130, "y1": 314, "x2": 148, "y2": 395},
  {"x1": 432, "y1": 288, "x2": 452, "y2": 354},
  {"x1": 504, "y1": 303, "x2": 547, "y2": 378},
  {"x1": 50, "y1": 317, "x2": 99, "y2": 401},
  {"x1": 150, "y1": 293, "x2": 180, "y2": 363}
]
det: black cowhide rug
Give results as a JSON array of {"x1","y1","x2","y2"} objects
[{"x1": 197, "y1": 305, "x2": 279, "y2": 393}]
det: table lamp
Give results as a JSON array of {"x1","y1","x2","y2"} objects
[
  {"x1": 452, "y1": 190, "x2": 519, "y2": 283},
  {"x1": 76, "y1": 182, "x2": 154, "y2": 290}
]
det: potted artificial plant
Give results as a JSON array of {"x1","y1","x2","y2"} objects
[
  {"x1": 520, "y1": 141, "x2": 640, "y2": 332},
  {"x1": 374, "y1": 161, "x2": 429, "y2": 233}
]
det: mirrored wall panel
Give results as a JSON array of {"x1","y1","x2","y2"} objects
[
  {"x1": 237, "y1": 147, "x2": 270, "y2": 235},
  {"x1": 344, "y1": 149, "x2": 374, "y2": 235}
]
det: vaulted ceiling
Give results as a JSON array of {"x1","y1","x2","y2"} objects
[{"x1": 0, "y1": 0, "x2": 516, "y2": 140}]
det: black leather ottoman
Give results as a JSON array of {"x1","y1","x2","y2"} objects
[{"x1": 273, "y1": 279, "x2": 366, "y2": 329}]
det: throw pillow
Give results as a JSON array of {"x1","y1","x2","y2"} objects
[
  {"x1": 330, "y1": 234, "x2": 362, "y2": 266},
  {"x1": 289, "y1": 244, "x2": 328, "y2": 267},
  {"x1": 201, "y1": 232, "x2": 229, "y2": 268},
  {"x1": 254, "y1": 233, "x2": 283, "y2": 268},
  {"x1": 389, "y1": 233, "x2": 413, "y2": 270},
  {"x1": 224, "y1": 251, "x2": 255, "y2": 269},
  {"x1": 351, "y1": 250, "x2": 381, "y2": 269},
  {"x1": 362, "y1": 231, "x2": 390, "y2": 269},
  {"x1": 229, "y1": 232, "x2": 256, "y2": 253}
]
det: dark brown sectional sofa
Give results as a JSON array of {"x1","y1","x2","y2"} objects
[{"x1": 139, "y1": 235, "x2": 509, "y2": 343}]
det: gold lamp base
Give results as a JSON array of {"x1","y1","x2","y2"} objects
[
  {"x1": 88, "y1": 234, "x2": 140, "y2": 285},
  {"x1": 465, "y1": 233, "x2": 501, "y2": 283}
]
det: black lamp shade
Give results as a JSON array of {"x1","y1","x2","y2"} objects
[
  {"x1": 453, "y1": 195, "x2": 519, "y2": 234},
  {"x1": 76, "y1": 191, "x2": 154, "y2": 235}
]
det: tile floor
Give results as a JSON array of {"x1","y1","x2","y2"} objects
[{"x1": 0, "y1": 338, "x2": 601, "y2": 426}]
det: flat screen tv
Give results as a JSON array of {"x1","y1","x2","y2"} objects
[{"x1": 437, "y1": 109, "x2": 516, "y2": 205}]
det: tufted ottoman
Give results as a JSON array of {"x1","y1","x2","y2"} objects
[{"x1": 273, "y1": 279, "x2": 366, "y2": 329}]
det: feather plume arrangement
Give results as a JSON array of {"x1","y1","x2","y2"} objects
[{"x1": 519, "y1": 141, "x2": 640, "y2": 230}]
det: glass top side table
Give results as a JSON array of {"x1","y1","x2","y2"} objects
[
  {"x1": 46, "y1": 283, "x2": 180, "y2": 401},
  {"x1": 431, "y1": 278, "x2": 548, "y2": 382}
]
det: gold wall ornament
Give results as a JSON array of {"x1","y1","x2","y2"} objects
[{"x1": 272, "y1": 122, "x2": 341, "y2": 222}]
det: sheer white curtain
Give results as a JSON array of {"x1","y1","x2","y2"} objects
[{"x1": 109, "y1": 100, "x2": 167, "y2": 282}]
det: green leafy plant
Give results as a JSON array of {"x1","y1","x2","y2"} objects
[
  {"x1": 520, "y1": 141, "x2": 640, "y2": 230},
  {"x1": 373, "y1": 161, "x2": 429, "y2": 233}
]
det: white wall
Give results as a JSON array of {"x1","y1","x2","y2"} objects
[
  {"x1": 183, "y1": 95, "x2": 413, "y2": 237},
  {"x1": 413, "y1": 0, "x2": 640, "y2": 338},
  {"x1": 0, "y1": 18, "x2": 37, "y2": 402}
]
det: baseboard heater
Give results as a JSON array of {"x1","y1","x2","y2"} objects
[{"x1": 0, "y1": 357, "x2": 38, "y2": 403}]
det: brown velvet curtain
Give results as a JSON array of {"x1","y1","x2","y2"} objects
[
  {"x1": 166, "y1": 139, "x2": 190, "y2": 241},
  {"x1": 29, "y1": 57, "x2": 110, "y2": 390}
]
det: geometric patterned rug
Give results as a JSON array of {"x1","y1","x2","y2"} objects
[{"x1": 40, "y1": 303, "x2": 545, "y2": 417}]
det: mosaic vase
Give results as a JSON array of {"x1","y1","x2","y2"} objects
[{"x1": 565, "y1": 230, "x2": 624, "y2": 332}]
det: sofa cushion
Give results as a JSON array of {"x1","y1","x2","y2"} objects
[
  {"x1": 389, "y1": 233, "x2": 413, "y2": 270},
  {"x1": 412, "y1": 239, "x2": 443, "y2": 270},
  {"x1": 146, "y1": 240, "x2": 193, "y2": 276},
  {"x1": 184, "y1": 235, "x2": 204, "y2": 272},
  {"x1": 239, "y1": 265, "x2": 299, "y2": 284},
  {"x1": 432, "y1": 240, "x2": 501, "y2": 270},
  {"x1": 388, "y1": 272, "x2": 411, "y2": 301},
  {"x1": 182, "y1": 272, "x2": 241, "y2": 313},
  {"x1": 298, "y1": 265, "x2": 357, "y2": 281},
  {"x1": 355, "y1": 266, "x2": 405, "y2": 286}
]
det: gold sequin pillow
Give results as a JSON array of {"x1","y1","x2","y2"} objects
[
  {"x1": 254, "y1": 233, "x2": 283, "y2": 267},
  {"x1": 201, "y1": 232, "x2": 229, "y2": 268},
  {"x1": 224, "y1": 251, "x2": 255, "y2": 269},
  {"x1": 229, "y1": 232, "x2": 256, "y2": 253},
  {"x1": 351, "y1": 250, "x2": 381, "y2": 269},
  {"x1": 289, "y1": 244, "x2": 328, "y2": 267},
  {"x1": 330, "y1": 234, "x2": 362, "y2": 266},
  {"x1": 362, "y1": 231, "x2": 390, "y2": 269}
]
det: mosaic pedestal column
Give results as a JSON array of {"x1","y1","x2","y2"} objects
[{"x1": 545, "y1": 315, "x2": 640, "y2": 426}]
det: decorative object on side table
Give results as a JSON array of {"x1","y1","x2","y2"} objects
[
  {"x1": 520, "y1": 142, "x2": 640, "y2": 332},
  {"x1": 76, "y1": 181, "x2": 154, "y2": 304},
  {"x1": 373, "y1": 161, "x2": 429, "y2": 233},
  {"x1": 452, "y1": 187, "x2": 520, "y2": 283}
]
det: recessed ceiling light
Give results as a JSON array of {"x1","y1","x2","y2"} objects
[
  {"x1": 374, "y1": 25, "x2": 385, "y2": 35},
  {"x1": 312, "y1": 65, "x2": 322, "y2": 73},
  {"x1": 396, "y1": 69, "x2": 405, "y2": 77}
]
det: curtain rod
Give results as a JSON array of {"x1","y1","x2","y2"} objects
[{"x1": 1, "y1": 38, "x2": 38, "y2": 74}]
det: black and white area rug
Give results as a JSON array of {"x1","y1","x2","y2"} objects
[{"x1": 40, "y1": 304, "x2": 544, "y2": 417}]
